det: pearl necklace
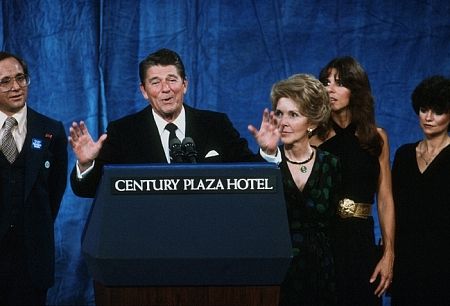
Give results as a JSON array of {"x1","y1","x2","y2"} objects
[{"x1": 285, "y1": 149, "x2": 315, "y2": 173}]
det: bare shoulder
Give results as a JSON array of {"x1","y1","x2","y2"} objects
[
  {"x1": 377, "y1": 127, "x2": 389, "y2": 143},
  {"x1": 310, "y1": 129, "x2": 335, "y2": 146},
  {"x1": 309, "y1": 135, "x2": 323, "y2": 146}
]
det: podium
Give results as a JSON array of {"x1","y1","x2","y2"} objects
[{"x1": 82, "y1": 163, "x2": 292, "y2": 306}]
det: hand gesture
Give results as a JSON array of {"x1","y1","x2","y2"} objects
[
  {"x1": 68, "y1": 121, "x2": 107, "y2": 171},
  {"x1": 370, "y1": 250, "x2": 394, "y2": 297},
  {"x1": 248, "y1": 108, "x2": 280, "y2": 155}
]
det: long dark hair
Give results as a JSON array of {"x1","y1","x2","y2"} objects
[{"x1": 319, "y1": 56, "x2": 383, "y2": 156}]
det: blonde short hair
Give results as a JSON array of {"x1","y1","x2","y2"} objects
[{"x1": 271, "y1": 74, "x2": 331, "y2": 129}]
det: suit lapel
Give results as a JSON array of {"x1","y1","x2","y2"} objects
[
  {"x1": 24, "y1": 109, "x2": 51, "y2": 202},
  {"x1": 134, "y1": 106, "x2": 166, "y2": 162},
  {"x1": 184, "y1": 105, "x2": 207, "y2": 159},
  {"x1": 184, "y1": 105, "x2": 207, "y2": 144}
]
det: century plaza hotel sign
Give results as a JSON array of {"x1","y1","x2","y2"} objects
[{"x1": 111, "y1": 175, "x2": 277, "y2": 194}]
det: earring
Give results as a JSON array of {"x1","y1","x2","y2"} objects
[{"x1": 307, "y1": 127, "x2": 314, "y2": 137}]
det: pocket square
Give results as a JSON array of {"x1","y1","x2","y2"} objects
[{"x1": 205, "y1": 150, "x2": 219, "y2": 158}]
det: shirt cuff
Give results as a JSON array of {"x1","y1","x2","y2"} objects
[
  {"x1": 259, "y1": 148, "x2": 282, "y2": 165},
  {"x1": 76, "y1": 160, "x2": 95, "y2": 179}
]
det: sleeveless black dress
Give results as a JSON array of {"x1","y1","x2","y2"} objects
[
  {"x1": 391, "y1": 143, "x2": 450, "y2": 306},
  {"x1": 319, "y1": 122, "x2": 381, "y2": 306},
  {"x1": 278, "y1": 148, "x2": 341, "y2": 306}
]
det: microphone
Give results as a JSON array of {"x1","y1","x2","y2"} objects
[
  {"x1": 169, "y1": 138, "x2": 184, "y2": 163},
  {"x1": 182, "y1": 137, "x2": 197, "y2": 163}
]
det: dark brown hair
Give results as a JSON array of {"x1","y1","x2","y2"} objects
[
  {"x1": 411, "y1": 75, "x2": 450, "y2": 131},
  {"x1": 139, "y1": 48, "x2": 186, "y2": 84},
  {"x1": 319, "y1": 56, "x2": 382, "y2": 156},
  {"x1": 0, "y1": 51, "x2": 28, "y2": 75}
]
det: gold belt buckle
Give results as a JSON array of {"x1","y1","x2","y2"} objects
[{"x1": 338, "y1": 198, "x2": 356, "y2": 218}]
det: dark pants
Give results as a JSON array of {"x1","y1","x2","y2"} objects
[{"x1": 0, "y1": 227, "x2": 47, "y2": 306}]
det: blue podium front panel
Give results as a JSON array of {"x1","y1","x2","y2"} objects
[{"x1": 82, "y1": 163, "x2": 292, "y2": 286}]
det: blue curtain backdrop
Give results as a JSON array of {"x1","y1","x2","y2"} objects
[{"x1": 1, "y1": 0, "x2": 449, "y2": 304}]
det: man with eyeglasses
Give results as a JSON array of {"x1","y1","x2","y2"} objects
[{"x1": 0, "y1": 51, "x2": 68, "y2": 305}]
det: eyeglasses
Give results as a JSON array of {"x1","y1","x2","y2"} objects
[{"x1": 0, "y1": 74, "x2": 30, "y2": 93}]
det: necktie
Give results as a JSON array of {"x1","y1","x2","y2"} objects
[
  {"x1": 165, "y1": 123, "x2": 181, "y2": 162},
  {"x1": 1, "y1": 117, "x2": 19, "y2": 164},
  {"x1": 165, "y1": 123, "x2": 179, "y2": 147}
]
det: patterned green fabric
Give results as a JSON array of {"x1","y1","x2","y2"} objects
[{"x1": 279, "y1": 148, "x2": 341, "y2": 306}]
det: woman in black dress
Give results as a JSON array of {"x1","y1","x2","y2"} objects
[
  {"x1": 391, "y1": 76, "x2": 450, "y2": 306},
  {"x1": 249, "y1": 74, "x2": 341, "y2": 305},
  {"x1": 310, "y1": 57, "x2": 395, "y2": 306}
]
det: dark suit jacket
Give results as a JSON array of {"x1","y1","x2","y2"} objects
[
  {"x1": 71, "y1": 104, "x2": 260, "y2": 197},
  {"x1": 0, "y1": 107, "x2": 68, "y2": 288}
]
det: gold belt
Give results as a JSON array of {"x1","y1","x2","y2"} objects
[{"x1": 338, "y1": 198, "x2": 372, "y2": 219}]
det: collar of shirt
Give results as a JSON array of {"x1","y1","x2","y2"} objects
[
  {"x1": 152, "y1": 106, "x2": 186, "y2": 139},
  {"x1": 0, "y1": 105, "x2": 27, "y2": 152},
  {"x1": 152, "y1": 106, "x2": 186, "y2": 162}
]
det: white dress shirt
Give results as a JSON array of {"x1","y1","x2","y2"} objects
[
  {"x1": 77, "y1": 106, "x2": 187, "y2": 178},
  {"x1": 0, "y1": 105, "x2": 27, "y2": 153},
  {"x1": 152, "y1": 106, "x2": 186, "y2": 163}
]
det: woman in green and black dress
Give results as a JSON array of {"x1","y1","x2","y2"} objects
[{"x1": 250, "y1": 74, "x2": 341, "y2": 305}]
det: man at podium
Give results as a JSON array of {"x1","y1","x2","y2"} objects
[
  {"x1": 69, "y1": 49, "x2": 289, "y2": 306},
  {"x1": 69, "y1": 48, "x2": 273, "y2": 197}
]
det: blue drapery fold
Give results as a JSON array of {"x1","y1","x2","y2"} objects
[{"x1": 1, "y1": 0, "x2": 449, "y2": 304}]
